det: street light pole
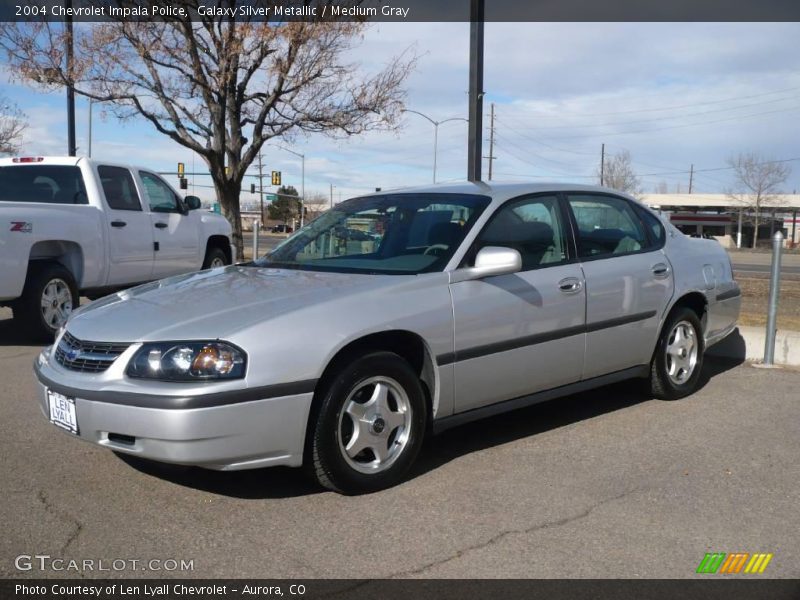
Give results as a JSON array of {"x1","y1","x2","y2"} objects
[{"x1": 402, "y1": 109, "x2": 467, "y2": 184}]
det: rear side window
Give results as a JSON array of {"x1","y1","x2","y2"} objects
[
  {"x1": 567, "y1": 194, "x2": 648, "y2": 258},
  {"x1": 0, "y1": 165, "x2": 88, "y2": 204},
  {"x1": 98, "y1": 166, "x2": 141, "y2": 211},
  {"x1": 638, "y1": 207, "x2": 666, "y2": 248}
]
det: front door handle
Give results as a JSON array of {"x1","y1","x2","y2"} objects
[
  {"x1": 154, "y1": 222, "x2": 168, "y2": 229},
  {"x1": 110, "y1": 220, "x2": 127, "y2": 228},
  {"x1": 652, "y1": 263, "x2": 671, "y2": 278},
  {"x1": 558, "y1": 277, "x2": 583, "y2": 294}
]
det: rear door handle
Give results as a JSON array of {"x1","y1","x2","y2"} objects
[
  {"x1": 558, "y1": 277, "x2": 583, "y2": 294},
  {"x1": 154, "y1": 222, "x2": 168, "y2": 229},
  {"x1": 652, "y1": 263, "x2": 671, "y2": 278},
  {"x1": 110, "y1": 220, "x2": 127, "y2": 228}
]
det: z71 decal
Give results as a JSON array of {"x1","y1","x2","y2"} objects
[{"x1": 9, "y1": 221, "x2": 32, "y2": 233}]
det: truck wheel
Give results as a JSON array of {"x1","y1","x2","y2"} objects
[
  {"x1": 649, "y1": 307, "x2": 704, "y2": 400},
  {"x1": 306, "y1": 352, "x2": 427, "y2": 494},
  {"x1": 16, "y1": 262, "x2": 79, "y2": 340},
  {"x1": 202, "y1": 246, "x2": 228, "y2": 269}
]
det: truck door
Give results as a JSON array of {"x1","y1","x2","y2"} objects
[
  {"x1": 97, "y1": 165, "x2": 155, "y2": 286},
  {"x1": 138, "y1": 171, "x2": 201, "y2": 279}
]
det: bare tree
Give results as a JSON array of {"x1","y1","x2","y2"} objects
[
  {"x1": 726, "y1": 152, "x2": 791, "y2": 248},
  {"x1": 0, "y1": 3, "x2": 414, "y2": 256},
  {"x1": 0, "y1": 97, "x2": 26, "y2": 155},
  {"x1": 598, "y1": 149, "x2": 642, "y2": 198},
  {"x1": 654, "y1": 180, "x2": 668, "y2": 194}
]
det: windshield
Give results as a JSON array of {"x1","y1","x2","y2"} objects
[
  {"x1": 255, "y1": 193, "x2": 491, "y2": 275},
  {"x1": 0, "y1": 165, "x2": 88, "y2": 204}
]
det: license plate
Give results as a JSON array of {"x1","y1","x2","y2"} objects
[{"x1": 47, "y1": 389, "x2": 79, "y2": 435}]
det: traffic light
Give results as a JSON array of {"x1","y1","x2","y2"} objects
[
  {"x1": 250, "y1": 183, "x2": 256, "y2": 194},
  {"x1": 297, "y1": 202, "x2": 303, "y2": 217},
  {"x1": 179, "y1": 178, "x2": 188, "y2": 190},
  {"x1": 177, "y1": 162, "x2": 185, "y2": 178},
  {"x1": 271, "y1": 170, "x2": 281, "y2": 186}
]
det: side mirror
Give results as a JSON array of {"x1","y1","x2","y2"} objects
[
  {"x1": 184, "y1": 195, "x2": 202, "y2": 211},
  {"x1": 450, "y1": 246, "x2": 522, "y2": 283}
]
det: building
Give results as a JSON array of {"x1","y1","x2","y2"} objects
[{"x1": 641, "y1": 194, "x2": 800, "y2": 248}]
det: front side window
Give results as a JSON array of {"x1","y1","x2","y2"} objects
[
  {"x1": 471, "y1": 194, "x2": 568, "y2": 270},
  {"x1": 98, "y1": 165, "x2": 141, "y2": 211},
  {"x1": 567, "y1": 194, "x2": 648, "y2": 258},
  {"x1": 140, "y1": 172, "x2": 180, "y2": 213},
  {"x1": 257, "y1": 193, "x2": 490, "y2": 274},
  {"x1": 0, "y1": 166, "x2": 88, "y2": 204}
]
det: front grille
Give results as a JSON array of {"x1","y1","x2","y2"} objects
[{"x1": 54, "y1": 331, "x2": 130, "y2": 373}]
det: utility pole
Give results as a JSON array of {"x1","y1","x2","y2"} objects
[
  {"x1": 600, "y1": 143, "x2": 605, "y2": 186},
  {"x1": 65, "y1": 0, "x2": 76, "y2": 156},
  {"x1": 330, "y1": 183, "x2": 334, "y2": 209},
  {"x1": 257, "y1": 152, "x2": 265, "y2": 226},
  {"x1": 87, "y1": 99, "x2": 92, "y2": 157},
  {"x1": 467, "y1": 0, "x2": 484, "y2": 182},
  {"x1": 688, "y1": 164, "x2": 694, "y2": 194},
  {"x1": 485, "y1": 102, "x2": 496, "y2": 180}
]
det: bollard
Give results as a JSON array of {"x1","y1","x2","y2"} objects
[
  {"x1": 253, "y1": 220, "x2": 260, "y2": 260},
  {"x1": 763, "y1": 231, "x2": 783, "y2": 365}
]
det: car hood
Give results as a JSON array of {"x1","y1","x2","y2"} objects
[{"x1": 67, "y1": 266, "x2": 409, "y2": 342}]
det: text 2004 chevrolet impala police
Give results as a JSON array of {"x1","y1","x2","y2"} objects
[{"x1": 34, "y1": 182, "x2": 740, "y2": 494}]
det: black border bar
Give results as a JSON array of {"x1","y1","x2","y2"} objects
[
  {"x1": 2, "y1": 0, "x2": 800, "y2": 23},
  {"x1": 3, "y1": 579, "x2": 800, "y2": 600}
]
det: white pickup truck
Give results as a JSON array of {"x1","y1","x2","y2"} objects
[{"x1": 0, "y1": 156, "x2": 234, "y2": 338}]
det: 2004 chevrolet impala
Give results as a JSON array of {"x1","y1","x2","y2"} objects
[{"x1": 34, "y1": 183, "x2": 740, "y2": 494}]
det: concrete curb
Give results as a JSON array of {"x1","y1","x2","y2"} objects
[{"x1": 707, "y1": 326, "x2": 800, "y2": 366}]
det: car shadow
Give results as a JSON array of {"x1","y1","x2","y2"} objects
[
  {"x1": 115, "y1": 356, "x2": 743, "y2": 499},
  {"x1": 0, "y1": 310, "x2": 47, "y2": 347}
]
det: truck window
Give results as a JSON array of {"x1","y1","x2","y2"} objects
[
  {"x1": 139, "y1": 171, "x2": 180, "y2": 213},
  {"x1": 98, "y1": 165, "x2": 142, "y2": 212},
  {"x1": 0, "y1": 166, "x2": 88, "y2": 204}
]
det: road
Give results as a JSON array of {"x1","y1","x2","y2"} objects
[{"x1": 1, "y1": 309, "x2": 798, "y2": 579}]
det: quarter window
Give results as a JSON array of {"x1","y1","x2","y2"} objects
[
  {"x1": 567, "y1": 194, "x2": 648, "y2": 258},
  {"x1": 98, "y1": 166, "x2": 141, "y2": 211},
  {"x1": 474, "y1": 194, "x2": 567, "y2": 270}
]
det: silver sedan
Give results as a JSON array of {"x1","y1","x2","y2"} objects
[{"x1": 33, "y1": 182, "x2": 740, "y2": 494}]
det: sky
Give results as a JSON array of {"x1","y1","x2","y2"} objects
[{"x1": 2, "y1": 22, "x2": 800, "y2": 206}]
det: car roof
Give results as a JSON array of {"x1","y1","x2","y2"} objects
[{"x1": 362, "y1": 181, "x2": 641, "y2": 206}]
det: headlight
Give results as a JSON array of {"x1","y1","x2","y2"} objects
[{"x1": 127, "y1": 341, "x2": 246, "y2": 381}]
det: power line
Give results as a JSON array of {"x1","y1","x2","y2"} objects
[
  {"x1": 503, "y1": 85, "x2": 800, "y2": 119},
  {"x1": 500, "y1": 95, "x2": 800, "y2": 131}
]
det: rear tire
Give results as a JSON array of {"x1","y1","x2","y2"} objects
[
  {"x1": 202, "y1": 246, "x2": 229, "y2": 269},
  {"x1": 649, "y1": 307, "x2": 704, "y2": 400},
  {"x1": 306, "y1": 352, "x2": 427, "y2": 494},
  {"x1": 15, "y1": 262, "x2": 79, "y2": 341}
]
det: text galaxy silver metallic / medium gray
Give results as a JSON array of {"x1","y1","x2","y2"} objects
[{"x1": 33, "y1": 182, "x2": 740, "y2": 494}]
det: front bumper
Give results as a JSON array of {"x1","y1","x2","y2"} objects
[{"x1": 33, "y1": 351, "x2": 314, "y2": 470}]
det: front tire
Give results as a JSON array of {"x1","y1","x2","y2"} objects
[
  {"x1": 307, "y1": 352, "x2": 427, "y2": 494},
  {"x1": 15, "y1": 262, "x2": 79, "y2": 341},
  {"x1": 202, "y1": 246, "x2": 229, "y2": 269},
  {"x1": 649, "y1": 307, "x2": 704, "y2": 400}
]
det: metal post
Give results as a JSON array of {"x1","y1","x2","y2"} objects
[
  {"x1": 257, "y1": 152, "x2": 264, "y2": 225},
  {"x1": 737, "y1": 210, "x2": 743, "y2": 249},
  {"x1": 763, "y1": 231, "x2": 783, "y2": 365},
  {"x1": 252, "y1": 220, "x2": 260, "y2": 259},
  {"x1": 467, "y1": 0, "x2": 484, "y2": 182}
]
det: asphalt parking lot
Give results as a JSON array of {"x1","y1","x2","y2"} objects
[{"x1": 1, "y1": 307, "x2": 798, "y2": 579}]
